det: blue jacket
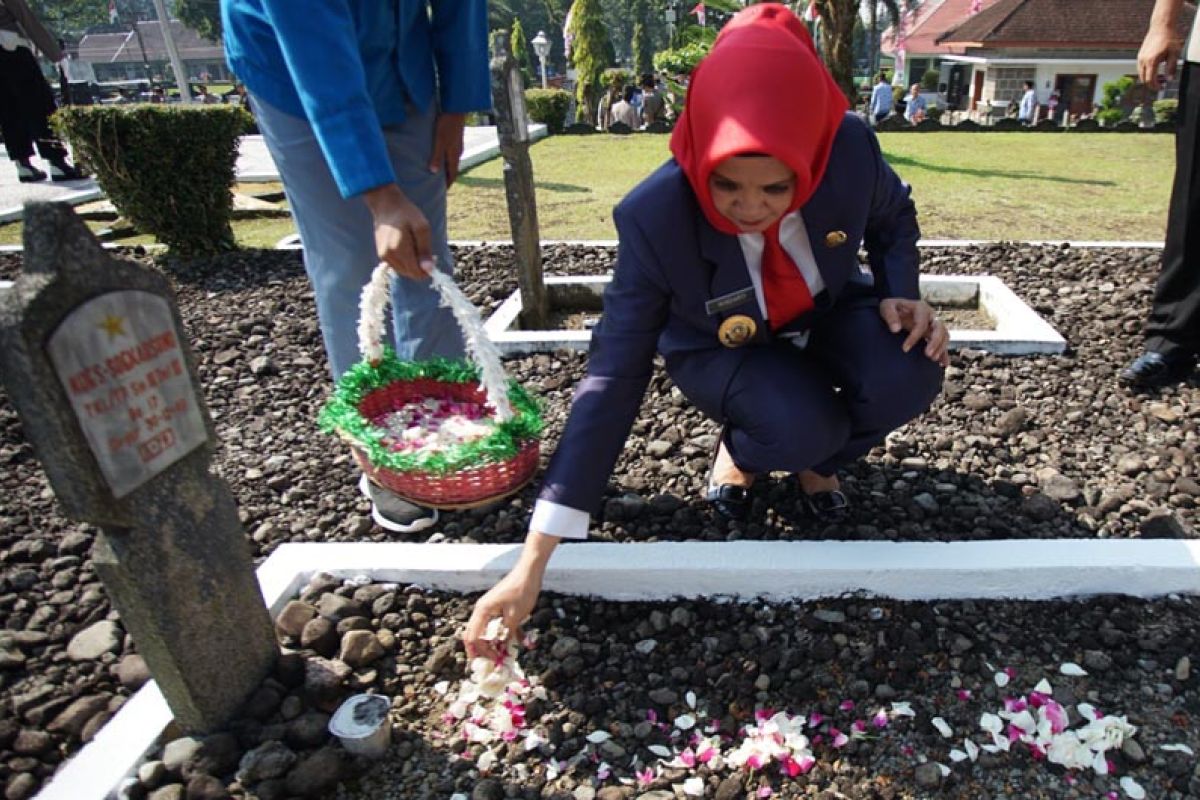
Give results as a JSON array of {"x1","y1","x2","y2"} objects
[
  {"x1": 538, "y1": 113, "x2": 920, "y2": 514},
  {"x1": 222, "y1": 0, "x2": 491, "y2": 198}
]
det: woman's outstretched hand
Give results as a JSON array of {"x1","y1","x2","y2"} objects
[
  {"x1": 879, "y1": 298, "x2": 950, "y2": 367},
  {"x1": 463, "y1": 531, "x2": 561, "y2": 662}
]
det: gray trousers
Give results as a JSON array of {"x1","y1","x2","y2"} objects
[{"x1": 251, "y1": 94, "x2": 464, "y2": 379}]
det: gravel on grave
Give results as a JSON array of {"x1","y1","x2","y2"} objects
[{"x1": 0, "y1": 241, "x2": 1197, "y2": 800}]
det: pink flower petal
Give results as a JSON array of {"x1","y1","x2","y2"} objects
[{"x1": 839, "y1": 700, "x2": 855, "y2": 712}]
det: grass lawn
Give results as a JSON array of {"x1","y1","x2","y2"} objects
[
  {"x1": 0, "y1": 132, "x2": 1171, "y2": 248},
  {"x1": 447, "y1": 131, "x2": 1173, "y2": 241}
]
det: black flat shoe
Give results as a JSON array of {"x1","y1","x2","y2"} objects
[
  {"x1": 704, "y1": 426, "x2": 752, "y2": 522},
  {"x1": 1118, "y1": 351, "x2": 1196, "y2": 388},
  {"x1": 802, "y1": 490, "x2": 850, "y2": 522},
  {"x1": 706, "y1": 482, "x2": 751, "y2": 522}
]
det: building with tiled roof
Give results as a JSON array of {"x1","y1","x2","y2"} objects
[
  {"x1": 880, "y1": 0, "x2": 1193, "y2": 120},
  {"x1": 76, "y1": 20, "x2": 229, "y2": 85},
  {"x1": 935, "y1": 0, "x2": 1194, "y2": 117}
]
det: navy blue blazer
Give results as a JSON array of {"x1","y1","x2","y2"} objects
[{"x1": 538, "y1": 112, "x2": 920, "y2": 516}]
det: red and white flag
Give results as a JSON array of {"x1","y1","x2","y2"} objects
[
  {"x1": 108, "y1": 0, "x2": 118, "y2": 24},
  {"x1": 690, "y1": 2, "x2": 706, "y2": 27}
]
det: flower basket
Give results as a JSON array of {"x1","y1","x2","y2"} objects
[{"x1": 319, "y1": 264, "x2": 542, "y2": 510}]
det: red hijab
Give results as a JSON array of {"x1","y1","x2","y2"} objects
[{"x1": 669, "y1": 3, "x2": 848, "y2": 235}]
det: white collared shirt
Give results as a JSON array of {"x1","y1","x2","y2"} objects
[{"x1": 531, "y1": 210, "x2": 826, "y2": 540}]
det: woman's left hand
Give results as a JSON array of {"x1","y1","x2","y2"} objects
[{"x1": 879, "y1": 298, "x2": 950, "y2": 367}]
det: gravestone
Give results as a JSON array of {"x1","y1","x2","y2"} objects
[
  {"x1": 0, "y1": 203, "x2": 277, "y2": 733},
  {"x1": 489, "y1": 31, "x2": 548, "y2": 329}
]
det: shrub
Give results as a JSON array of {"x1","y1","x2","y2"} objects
[
  {"x1": 54, "y1": 104, "x2": 249, "y2": 255},
  {"x1": 653, "y1": 41, "x2": 710, "y2": 77},
  {"x1": 1096, "y1": 107, "x2": 1125, "y2": 127},
  {"x1": 921, "y1": 69, "x2": 940, "y2": 92},
  {"x1": 601, "y1": 68, "x2": 633, "y2": 91},
  {"x1": 524, "y1": 88, "x2": 571, "y2": 134},
  {"x1": 926, "y1": 103, "x2": 944, "y2": 123},
  {"x1": 1153, "y1": 98, "x2": 1178, "y2": 124}
]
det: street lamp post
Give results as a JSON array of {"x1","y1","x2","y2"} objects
[
  {"x1": 665, "y1": 5, "x2": 677, "y2": 47},
  {"x1": 531, "y1": 30, "x2": 550, "y2": 89}
]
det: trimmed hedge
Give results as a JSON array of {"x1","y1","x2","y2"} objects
[
  {"x1": 525, "y1": 88, "x2": 571, "y2": 135},
  {"x1": 1154, "y1": 98, "x2": 1178, "y2": 125},
  {"x1": 54, "y1": 104, "x2": 250, "y2": 255}
]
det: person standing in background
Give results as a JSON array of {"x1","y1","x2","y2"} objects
[
  {"x1": 1018, "y1": 80, "x2": 1037, "y2": 124},
  {"x1": 0, "y1": 0, "x2": 85, "y2": 182},
  {"x1": 870, "y1": 73, "x2": 893, "y2": 123},
  {"x1": 222, "y1": 0, "x2": 491, "y2": 531},
  {"x1": 1120, "y1": 0, "x2": 1199, "y2": 387}
]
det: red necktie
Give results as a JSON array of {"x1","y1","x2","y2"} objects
[{"x1": 761, "y1": 224, "x2": 814, "y2": 331}]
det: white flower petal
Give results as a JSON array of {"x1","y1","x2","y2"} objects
[
  {"x1": 1161, "y1": 743, "x2": 1195, "y2": 755},
  {"x1": 1120, "y1": 776, "x2": 1146, "y2": 799},
  {"x1": 994, "y1": 671, "x2": 1010, "y2": 688},
  {"x1": 979, "y1": 713, "x2": 1003, "y2": 735},
  {"x1": 648, "y1": 745, "x2": 673, "y2": 758},
  {"x1": 477, "y1": 749, "x2": 497, "y2": 773},
  {"x1": 937, "y1": 763, "x2": 952, "y2": 777},
  {"x1": 675, "y1": 714, "x2": 696, "y2": 731},
  {"x1": 891, "y1": 701, "x2": 915, "y2": 717},
  {"x1": 932, "y1": 717, "x2": 954, "y2": 738},
  {"x1": 1076, "y1": 703, "x2": 1099, "y2": 721},
  {"x1": 949, "y1": 749, "x2": 969, "y2": 762},
  {"x1": 1059, "y1": 662, "x2": 1088, "y2": 677},
  {"x1": 682, "y1": 777, "x2": 705, "y2": 796},
  {"x1": 1033, "y1": 679, "x2": 1053, "y2": 695},
  {"x1": 964, "y1": 739, "x2": 979, "y2": 762},
  {"x1": 1092, "y1": 750, "x2": 1109, "y2": 775},
  {"x1": 586, "y1": 730, "x2": 612, "y2": 744},
  {"x1": 433, "y1": 680, "x2": 450, "y2": 695},
  {"x1": 686, "y1": 691, "x2": 697, "y2": 710}
]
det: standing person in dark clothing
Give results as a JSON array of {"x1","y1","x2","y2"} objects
[
  {"x1": 0, "y1": 0, "x2": 85, "y2": 182},
  {"x1": 1120, "y1": 0, "x2": 1200, "y2": 387}
]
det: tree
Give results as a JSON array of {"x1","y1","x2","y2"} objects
[
  {"x1": 812, "y1": 0, "x2": 864, "y2": 101},
  {"x1": 631, "y1": 0, "x2": 654, "y2": 77},
  {"x1": 511, "y1": 18, "x2": 535, "y2": 87},
  {"x1": 566, "y1": 0, "x2": 612, "y2": 124},
  {"x1": 175, "y1": 0, "x2": 222, "y2": 41}
]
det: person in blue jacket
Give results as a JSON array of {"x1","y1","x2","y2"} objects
[
  {"x1": 222, "y1": 0, "x2": 491, "y2": 533},
  {"x1": 464, "y1": 4, "x2": 947, "y2": 658}
]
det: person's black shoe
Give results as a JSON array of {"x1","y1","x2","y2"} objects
[
  {"x1": 704, "y1": 427, "x2": 752, "y2": 522},
  {"x1": 358, "y1": 474, "x2": 438, "y2": 533},
  {"x1": 1118, "y1": 351, "x2": 1196, "y2": 388},
  {"x1": 48, "y1": 161, "x2": 86, "y2": 182},
  {"x1": 802, "y1": 490, "x2": 851, "y2": 523},
  {"x1": 16, "y1": 162, "x2": 46, "y2": 183},
  {"x1": 706, "y1": 482, "x2": 751, "y2": 522}
]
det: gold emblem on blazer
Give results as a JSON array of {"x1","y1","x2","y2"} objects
[
  {"x1": 824, "y1": 230, "x2": 848, "y2": 248},
  {"x1": 718, "y1": 315, "x2": 756, "y2": 348}
]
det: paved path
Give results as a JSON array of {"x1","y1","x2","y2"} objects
[{"x1": 0, "y1": 124, "x2": 546, "y2": 224}]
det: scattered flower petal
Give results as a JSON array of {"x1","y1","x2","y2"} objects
[
  {"x1": 648, "y1": 745, "x2": 673, "y2": 758},
  {"x1": 682, "y1": 777, "x2": 705, "y2": 796},
  {"x1": 1059, "y1": 663, "x2": 1088, "y2": 677},
  {"x1": 1120, "y1": 776, "x2": 1146, "y2": 799},
  {"x1": 686, "y1": 691, "x2": 697, "y2": 710},
  {"x1": 1161, "y1": 743, "x2": 1195, "y2": 755},
  {"x1": 931, "y1": 717, "x2": 954, "y2": 738},
  {"x1": 994, "y1": 671, "x2": 1011, "y2": 688},
  {"x1": 936, "y1": 763, "x2": 951, "y2": 777},
  {"x1": 675, "y1": 714, "x2": 696, "y2": 731},
  {"x1": 586, "y1": 730, "x2": 611, "y2": 744}
]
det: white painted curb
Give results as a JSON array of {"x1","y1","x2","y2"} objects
[
  {"x1": 37, "y1": 539, "x2": 1200, "y2": 800},
  {"x1": 0, "y1": 188, "x2": 104, "y2": 225}
]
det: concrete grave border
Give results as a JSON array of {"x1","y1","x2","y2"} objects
[
  {"x1": 37, "y1": 538, "x2": 1200, "y2": 800},
  {"x1": 482, "y1": 273, "x2": 1067, "y2": 356}
]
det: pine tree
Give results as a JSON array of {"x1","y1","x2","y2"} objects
[
  {"x1": 567, "y1": 0, "x2": 612, "y2": 124},
  {"x1": 631, "y1": 0, "x2": 653, "y2": 78}
]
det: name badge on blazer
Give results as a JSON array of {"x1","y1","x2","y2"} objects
[{"x1": 705, "y1": 286, "x2": 756, "y2": 316}]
